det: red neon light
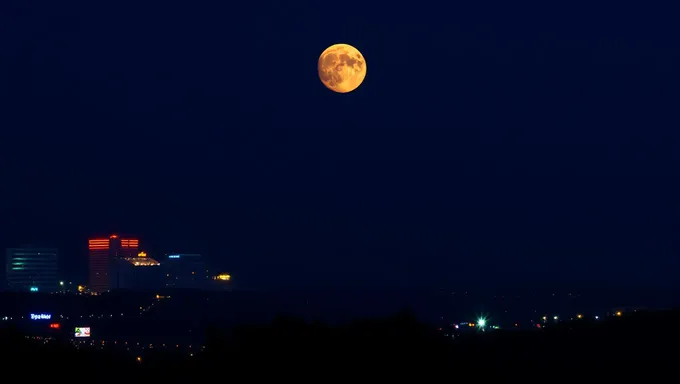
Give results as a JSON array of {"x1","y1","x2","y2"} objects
[
  {"x1": 49, "y1": 323, "x2": 60, "y2": 329},
  {"x1": 121, "y1": 239, "x2": 139, "y2": 248},
  {"x1": 89, "y1": 238, "x2": 110, "y2": 250}
]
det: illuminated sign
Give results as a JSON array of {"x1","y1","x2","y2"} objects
[
  {"x1": 50, "y1": 323, "x2": 60, "y2": 329},
  {"x1": 30, "y1": 313, "x2": 51, "y2": 320},
  {"x1": 75, "y1": 327, "x2": 91, "y2": 337},
  {"x1": 30, "y1": 286, "x2": 39, "y2": 292},
  {"x1": 168, "y1": 255, "x2": 180, "y2": 259},
  {"x1": 138, "y1": 251, "x2": 147, "y2": 257}
]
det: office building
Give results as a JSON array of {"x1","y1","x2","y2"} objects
[
  {"x1": 5, "y1": 247, "x2": 59, "y2": 293},
  {"x1": 88, "y1": 235, "x2": 140, "y2": 293},
  {"x1": 117, "y1": 251, "x2": 164, "y2": 291},
  {"x1": 164, "y1": 253, "x2": 210, "y2": 289}
]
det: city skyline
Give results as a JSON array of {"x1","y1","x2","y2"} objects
[{"x1": 2, "y1": 233, "x2": 230, "y2": 292}]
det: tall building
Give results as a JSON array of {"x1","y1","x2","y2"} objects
[
  {"x1": 5, "y1": 247, "x2": 59, "y2": 293},
  {"x1": 88, "y1": 235, "x2": 140, "y2": 293},
  {"x1": 88, "y1": 238, "x2": 110, "y2": 292},
  {"x1": 111, "y1": 236, "x2": 139, "y2": 289},
  {"x1": 164, "y1": 253, "x2": 210, "y2": 289}
]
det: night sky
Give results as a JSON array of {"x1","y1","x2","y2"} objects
[{"x1": 1, "y1": 1, "x2": 678, "y2": 290}]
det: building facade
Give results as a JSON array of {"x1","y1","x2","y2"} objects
[{"x1": 5, "y1": 247, "x2": 59, "y2": 293}]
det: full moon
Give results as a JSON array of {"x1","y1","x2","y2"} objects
[{"x1": 318, "y1": 44, "x2": 366, "y2": 94}]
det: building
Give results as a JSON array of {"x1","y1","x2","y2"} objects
[
  {"x1": 88, "y1": 235, "x2": 140, "y2": 293},
  {"x1": 5, "y1": 247, "x2": 59, "y2": 293},
  {"x1": 88, "y1": 238, "x2": 109, "y2": 292},
  {"x1": 164, "y1": 254, "x2": 210, "y2": 289},
  {"x1": 212, "y1": 273, "x2": 233, "y2": 291},
  {"x1": 117, "y1": 251, "x2": 164, "y2": 291}
]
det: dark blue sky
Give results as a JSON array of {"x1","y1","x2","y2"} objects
[{"x1": 1, "y1": 1, "x2": 678, "y2": 290}]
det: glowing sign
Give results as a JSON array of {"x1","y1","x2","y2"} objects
[
  {"x1": 216, "y1": 274, "x2": 231, "y2": 281},
  {"x1": 30, "y1": 313, "x2": 51, "y2": 320},
  {"x1": 49, "y1": 323, "x2": 60, "y2": 329},
  {"x1": 75, "y1": 327, "x2": 91, "y2": 337},
  {"x1": 30, "y1": 286, "x2": 39, "y2": 292},
  {"x1": 138, "y1": 251, "x2": 147, "y2": 257},
  {"x1": 168, "y1": 255, "x2": 180, "y2": 259}
]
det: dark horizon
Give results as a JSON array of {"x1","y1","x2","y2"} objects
[{"x1": 1, "y1": 1, "x2": 679, "y2": 291}]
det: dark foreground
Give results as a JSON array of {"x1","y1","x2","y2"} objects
[{"x1": 3, "y1": 309, "x2": 677, "y2": 379}]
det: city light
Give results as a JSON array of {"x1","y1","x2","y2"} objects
[
  {"x1": 121, "y1": 239, "x2": 139, "y2": 248},
  {"x1": 477, "y1": 318, "x2": 486, "y2": 327},
  {"x1": 88, "y1": 239, "x2": 110, "y2": 250},
  {"x1": 30, "y1": 313, "x2": 52, "y2": 320},
  {"x1": 168, "y1": 255, "x2": 180, "y2": 259},
  {"x1": 30, "y1": 286, "x2": 38, "y2": 292},
  {"x1": 215, "y1": 274, "x2": 231, "y2": 281}
]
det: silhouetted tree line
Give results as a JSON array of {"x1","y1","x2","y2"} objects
[{"x1": 2, "y1": 308, "x2": 678, "y2": 379}]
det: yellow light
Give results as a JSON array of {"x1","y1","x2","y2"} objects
[
  {"x1": 216, "y1": 274, "x2": 231, "y2": 281},
  {"x1": 136, "y1": 356, "x2": 142, "y2": 362},
  {"x1": 577, "y1": 314, "x2": 583, "y2": 319},
  {"x1": 138, "y1": 251, "x2": 147, "y2": 257},
  {"x1": 616, "y1": 311, "x2": 622, "y2": 316}
]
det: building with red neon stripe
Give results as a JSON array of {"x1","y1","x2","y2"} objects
[{"x1": 88, "y1": 234, "x2": 139, "y2": 292}]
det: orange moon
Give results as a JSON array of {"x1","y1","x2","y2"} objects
[{"x1": 318, "y1": 44, "x2": 366, "y2": 93}]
